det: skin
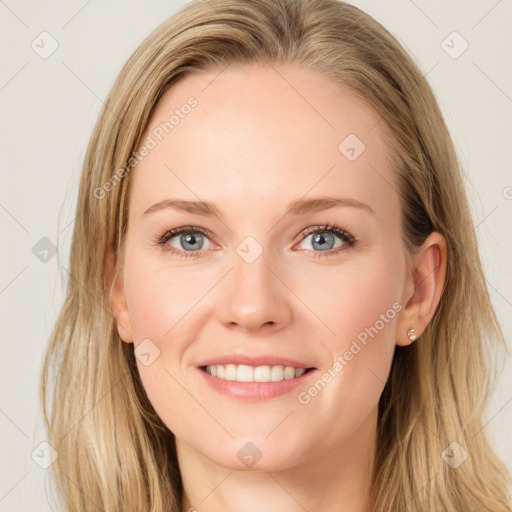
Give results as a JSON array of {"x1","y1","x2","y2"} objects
[{"x1": 110, "y1": 62, "x2": 447, "y2": 512}]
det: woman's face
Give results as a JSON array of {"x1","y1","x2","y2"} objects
[{"x1": 112, "y1": 62, "x2": 414, "y2": 471}]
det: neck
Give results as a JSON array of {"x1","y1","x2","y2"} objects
[{"x1": 177, "y1": 407, "x2": 377, "y2": 512}]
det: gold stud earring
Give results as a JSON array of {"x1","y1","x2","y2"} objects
[{"x1": 407, "y1": 328, "x2": 417, "y2": 341}]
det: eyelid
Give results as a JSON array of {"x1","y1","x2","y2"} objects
[
  {"x1": 294, "y1": 223, "x2": 356, "y2": 245},
  {"x1": 156, "y1": 223, "x2": 357, "y2": 258},
  {"x1": 291, "y1": 223, "x2": 356, "y2": 255},
  {"x1": 157, "y1": 225, "x2": 213, "y2": 243},
  {"x1": 156, "y1": 225, "x2": 217, "y2": 253}
]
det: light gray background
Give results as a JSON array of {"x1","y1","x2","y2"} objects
[{"x1": 1, "y1": 0, "x2": 511, "y2": 510}]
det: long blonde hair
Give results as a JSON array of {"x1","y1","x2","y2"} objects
[{"x1": 40, "y1": 0, "x2": 511, "y2": 510}]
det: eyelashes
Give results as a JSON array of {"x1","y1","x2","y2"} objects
[
  {"x1": 156, "y1": 226, "x2": 213, "y2": 258},
  {"x1": 155, "y1": 222, "x2": 357, "y2": 260},
  {"x1": 298, "y1": 222, "x2": 356, "y2": 259}
]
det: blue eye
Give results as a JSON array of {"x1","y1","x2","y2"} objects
[
  {"x1": 158, "y1": 226, "x2": 213, "y2": 258},
  {"x1": 156, "y1": 222, "x2": 356, "y2": 259},
  {"x1": 295, "y1": 223, "x2": 356, "y2": 258}
]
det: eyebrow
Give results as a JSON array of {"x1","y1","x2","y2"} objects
[{"x1": 143, "y1": 196, "x2": 374, "y2": 217}]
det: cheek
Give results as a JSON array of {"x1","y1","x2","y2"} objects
[
  {"x1": 122, "y1": 254, "x2": 212, "y2": 343},
  {"x1": 125, "y1": 276, "x2": 174, "y2": 341},
  {"x1": 297, "y1": 245, "x2": 404, "y2": 350},
  {"x1": 121, "y1": 253, "x2": 219, "y2": 418},
  {"x1": 293, "y1": 248, "x2": 403, "y2": 416},
  {"x1": 121, "y1": 256, "x2": 201, "y2": 433}
]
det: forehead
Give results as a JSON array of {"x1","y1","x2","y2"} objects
[{"x1": 129, "y1": 62, "x2": 399, "y2": 223}]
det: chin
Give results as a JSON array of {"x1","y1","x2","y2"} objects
[{"x1": 198, "y1": 435, "x2": 309, "y2": 472}]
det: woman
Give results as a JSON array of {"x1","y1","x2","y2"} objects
[{"x1": 40, "y1": 0, "x2": 512, "y2": 510}]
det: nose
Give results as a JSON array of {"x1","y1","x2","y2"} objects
[{"x1": 217, "y1": 249, "x2": 293, "y2": 333}]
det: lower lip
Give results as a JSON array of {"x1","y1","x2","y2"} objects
[{"x1": 197, "y1": 367, "x2": 317, "y2": 400}]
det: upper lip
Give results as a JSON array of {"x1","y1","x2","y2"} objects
[{"x1": 196, "y1": 354, "x2": 315, "y2": 369}]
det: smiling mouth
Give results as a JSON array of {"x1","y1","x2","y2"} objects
[{"x1": 201, "y1": 364, "x2": 315, "y2": 383}]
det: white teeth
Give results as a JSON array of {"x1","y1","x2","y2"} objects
[
  {"x1": 254, "y1": 365, "x2": 271, "y2": 382},
  {"x1": 284, "y1": 366, "x2": 295, "y2": 380},
  {"x1": 271, "y1": 365, "x2": 283, "y2": 381},
  {"x1": 295, "y1": 368, "x2": 306, "y2": 377},
  {"x1": 236, "y1": 364, "x2": 254, "y2": 382},
  {"x1": 204, "y1": 364, "x2": 308, "y2": 383},
  {"x1": 225, "y1": 364, "x2": 237, "y2": 381}
]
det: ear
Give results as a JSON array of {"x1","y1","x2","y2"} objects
[
  {"x1": 396, "y1": 231, "x2": 447, "y2": 346},
  {"x1": 107, "y1": 249, "x2": 134, "y2": 344}
]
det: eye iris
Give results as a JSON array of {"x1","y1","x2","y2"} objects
[
  {"x1": 181, "y1": 232, "x2": 203, "y2": 250},
  {"x1": 312, "y1": 232, "x2": 335, "y2": 251}
]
